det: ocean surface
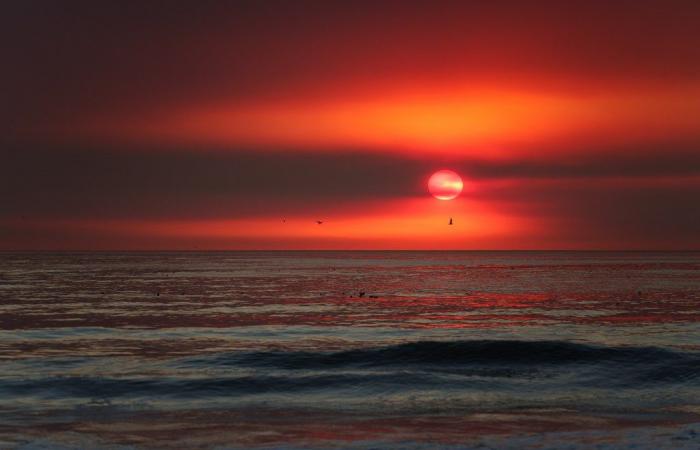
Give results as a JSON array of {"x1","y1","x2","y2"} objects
[{"x1": 1, "y1": 251, "x2": 699, "y2": 449}]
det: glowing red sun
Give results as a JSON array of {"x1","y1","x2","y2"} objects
[{"x1": 428, "y1": 170, "x2": 463, "y2": 200}]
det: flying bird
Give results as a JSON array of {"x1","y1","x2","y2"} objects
[{"x1": 316, "y1": 220, "x2": 324, "y2": 225}]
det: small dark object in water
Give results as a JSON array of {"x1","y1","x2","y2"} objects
[
  {"x1": 369, "y1": 295, "x2": 379, "y2": 298},
  {"x1": 359, "y1": 291, "x2": 365, "y2": 297}
]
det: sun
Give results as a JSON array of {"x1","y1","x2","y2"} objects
[{"x1": 428, "y1": 170, "x2": 463, "y2": 200}]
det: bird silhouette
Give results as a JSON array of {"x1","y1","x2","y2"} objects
[
  {"x1": 316, "y1": 220, "x2": 324, "y2": 225},
  {"x1": 449, "y1": 217, "x2": 453, "y2": 225}
]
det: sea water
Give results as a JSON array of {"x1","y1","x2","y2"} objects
[{"x1": 0, "y1": 251, "x2": 699, "y2": 448}]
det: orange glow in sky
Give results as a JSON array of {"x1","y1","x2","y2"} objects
[
  {"x1": 78, "y1": 84, "x2": 700, "y2": 156},
  {"x1": 3, "y1": 1, "x2": 700, "y2": 250},
  {"x1": 6, "y1": 197, "x2": 536, "y2": 250}
]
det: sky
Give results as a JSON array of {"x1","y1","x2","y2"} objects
[{"x1": 2, "y1": 0, "x2": 700, "y2": 250}]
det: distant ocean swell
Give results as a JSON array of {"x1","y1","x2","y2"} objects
[
  {"x1": 181, "y1": 340, "x2": 698, "y2": 368},
  {"x1": 2, "y1": 340, "x2": 700, "y2": 400}
]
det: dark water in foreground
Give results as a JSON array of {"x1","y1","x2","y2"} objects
[{"x1": 1, "y1": 251, "x2": 699, "y2": 449}]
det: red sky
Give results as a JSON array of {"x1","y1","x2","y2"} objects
[{"x1": 2, "y1": 0, "x2": 700, "y2": 249}]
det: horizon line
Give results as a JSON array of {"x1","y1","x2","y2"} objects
[{"x1": 2, "y1": 249, "x2": 699, "y2": 253}]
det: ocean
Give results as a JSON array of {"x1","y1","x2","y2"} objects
[{"x1": 1, "y1": 251, "x2": 699, "y2": 449}]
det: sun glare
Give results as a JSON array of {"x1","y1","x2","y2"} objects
[{"x1": 428, "y1": 170, "x2": 463, "y2": 200}]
